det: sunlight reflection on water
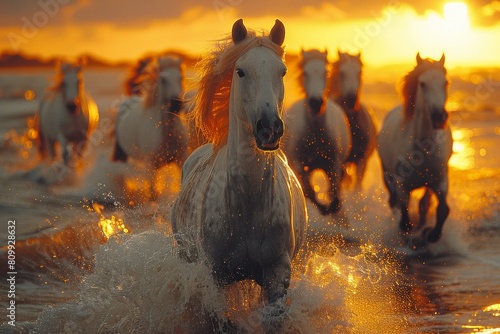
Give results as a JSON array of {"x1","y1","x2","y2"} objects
[{"x1": 450, "y1": 128, "x2": 475, "y2": 170}]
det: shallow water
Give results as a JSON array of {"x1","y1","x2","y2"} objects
[{"x1": 0, "y1": 68, "x2": 499, "y2": 333}]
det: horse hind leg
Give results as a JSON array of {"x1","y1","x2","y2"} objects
[{"x1": 112, "y1": 140, "x2": 128, "y2": 162}]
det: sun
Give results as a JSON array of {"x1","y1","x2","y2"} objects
[{"x1": 443, "y1": 2, "x2": 470, "y2": 31}]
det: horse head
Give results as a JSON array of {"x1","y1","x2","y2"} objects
[
  {"x1": 300, "y1": 48, "x2": 329, "y2": 115},
  {"x1": 414, "y1": 52, "x2": 448, "y2": 129},
  {"x1": 157, "y1": 56, "x2": 184, "y2": 113},
  {"x1": 59, "y1": 62, "x2": 82, "y2": 114},
  {"x1": 231, "y1": 18, "x2": 287, "y2": 151},
  {"x1": 332, "y1": 50, "x2": 362, "y2": 110}
]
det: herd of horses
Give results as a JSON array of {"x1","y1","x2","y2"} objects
[{"x1": 34, "y1": 19, "x2": 453, "y2": 307}]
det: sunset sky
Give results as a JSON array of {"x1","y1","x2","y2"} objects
[{"x1": 1, "y1": 0, "x2": 500, "y2": 68}]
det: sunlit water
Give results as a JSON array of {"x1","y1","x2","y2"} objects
[{"x1": 0, "y1": 68, "x2": 499, "y2": 333}]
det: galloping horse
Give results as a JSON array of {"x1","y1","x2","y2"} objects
[
  {"x1": 112, "y1": 56, "x2": 187, "y2": 200},
  {"x1": 284, "y1": 49, "x2": 351, "y2": 215},
  {"x1": 329, "y1": 50, "x2": 376, "y2": 189},
  {"x1": 172, "y1": 19, "x2": 307, "y2": 304},
  {"x1": 378, "y1": 53, "x2": 452, "y2": 242},
  {"x1": 36, "y1": 62, "x2": 99, "y2": 166}
]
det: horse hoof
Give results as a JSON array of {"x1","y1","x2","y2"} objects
[
  {"x1": 425, "y1": 229, "x2": 441, "y2": 243},
  {"x1": 399, "y1": 220, "x2": 412, "y2": 233},
  {"x1": 328, "y1": 198, "x2": 341, "y2": 214}
]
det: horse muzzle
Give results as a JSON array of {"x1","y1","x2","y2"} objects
[
  {"x1": 307, "y1": 97, "x2": 324, "y2": 115},
  {"x1": 431, "y1": 111, "x2": 448, "y2": 129},
  {"x1": 169, "y1": 97, "x2": 183, "y2": 113},
  {"x1": 255, "y1": 116, "x2": 284, "y2": 151},
  {"x1": 66, "y1": 101, "x2": 78, "y2": 114},
  {"x1": 342, "y1": 93, "x2": 357, "y2": 110}
]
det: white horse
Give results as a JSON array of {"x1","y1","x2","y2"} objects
[
  {"x1": 36, "y1": 62, "x2": 99, "y2": 166},
  {"x1": 329, "y1": 50, "x2": 377, "y2": 189},
  {"x1": 284, "y1": 49, "x2": 351, "y2": 215},
  {"x1": 172, "y1": 19, "x2": 307, "y2": 304},
  {"x1": 112, "y1": 56, "x2": 188, "y2": 199},
  {"x1": 378, "y1": 53, "x2": 452, "y2": 243}
]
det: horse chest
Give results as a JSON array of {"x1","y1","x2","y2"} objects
[{"x1": 296, "y1": 125, "x2": 337, "y2": 166}]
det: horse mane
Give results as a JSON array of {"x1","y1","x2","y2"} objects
[
  {"x1": 401, "y1": 57, "x2": 447, "y2": 121},
  {"x1": 296, "y1": 49, "x2": 330, "y2": 94},
  {"x1": 329, "y1": 52, "x2": 362, "y2": 98},
  {"x1": 192, "y1": 30, "x2": 285, "y2": 151},
  {"x1": 124, "y1": 56, "x2": 152, "y2": 96},
  {"x1": 141, "y1": 55, "x2": 185, "y2": 109}
]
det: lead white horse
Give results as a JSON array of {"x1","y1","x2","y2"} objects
[
  {"x1": 37, "y1": 62, "x2": 99, "y2": 167},
  {"x1": 172, "y1": 19, "x2": 307, "y2": 305},
  {"x1": 284, "y1": 49, "x2": 351, "y2": 215},
  {"x1": 112, "y1": 56, "x2": 188, "y2": 200},
  {"x1": 378, "y1": 53, "x2": 452, "y2": 243},
  {"x1": 329, "y1": 50, "x2": 377, "y2": 189}
]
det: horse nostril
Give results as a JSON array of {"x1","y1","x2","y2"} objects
[{"x1": 273, "y1": 118, "x2": 284, "y2": 136}]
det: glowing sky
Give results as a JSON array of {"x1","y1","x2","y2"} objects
[{"x1": 1, "y1": 0, "x2": 500, "y2": 67}]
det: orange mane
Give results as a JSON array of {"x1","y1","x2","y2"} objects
[{"x1": 192, "y1": 30, "x2": 285, "y2": 151}]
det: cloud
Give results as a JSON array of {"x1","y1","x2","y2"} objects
[{"x1": 1, "y1": 0, "x2": 499, "y2": 29}]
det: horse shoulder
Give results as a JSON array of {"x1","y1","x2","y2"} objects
[
  {"x1": 282, "y1": 99, "x2": 307, "y2": 165},
  {"x1": 181, "y1": 144, "x2": 213, "y2": 184},
  {"x1": 275, "y1": 153, "x2": 308, "y2": 256},
  {"x1": 325, "y1": 99, "x2": 352, "y2": 161},
  {"x1": 377, "y1": 105, "x2": 406, "y2": 172}
]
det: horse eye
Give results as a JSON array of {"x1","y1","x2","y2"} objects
[
  {"x1": 236, "y1": 69, "x2": 245, "y2": 78},
  {"x1": 419, "y1": 81, "x2": 426, "y2": 89}
]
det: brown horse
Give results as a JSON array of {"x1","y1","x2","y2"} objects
[{"x1": 329, "y1": 50, "x2": 377, "y2": 189}]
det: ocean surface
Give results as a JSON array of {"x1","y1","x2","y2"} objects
[{"x1": 0, "y1": 66, "x2": 499, "y2": 333}]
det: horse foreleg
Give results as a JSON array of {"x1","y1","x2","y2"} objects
[
  {"x1": 46, "y1": 139, "x2": 57, "y2": 162},
  {"x1": 399, "y1": 189, "x2": 412, "y2": 233},
  {"x1": 355, "y1": 158, "x2": 367, "y2": 190},
  {"x1": 112, "y1": 140, "x2": 128, "y2": 162},
  {"x1": 262, "y1": 252, "x2": 291, "y2": 304},
  {"x1": 418, "y1": 188, "x2": 432, "y2": 229},
  {"x1": 326, "y1": 164, "x2": 341, "y2": 214},
  {"x1": 382, "y1": 170, "x2": 398, "y2": 209},
  {"x1": 427, "y1": 186, "x2": 449, "y2": 242}
]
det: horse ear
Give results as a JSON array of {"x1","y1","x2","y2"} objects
[
  {"x1": 416, "y1": 52, "x2": 423, "y2": 65},
  {"x1": 232, "y1": 18, "x2": 247, "y2": 44},
  {"x1": 270, "y1": 19, "x2": 285, "y2": 46},
  {"x1": 323, "y1": 48, "x2": 328, "y2": 57},
  {"x1": 337, "y1": 49, "x2": 342, "y2": 59},
  {"x1": 357, "y1": 51, "x2": 361, "y2": 58},
  {"x1": 439, "y1": 53, "x2": 445, "y2": 65}
]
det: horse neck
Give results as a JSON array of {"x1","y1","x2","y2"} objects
[
  {"x1": 410, "y1": 101, "x2": 434, "y2": 141},
  {"x1": 226, "y1": 92, "x2": 275, "y2": 192}
]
